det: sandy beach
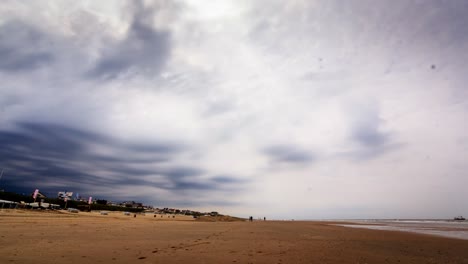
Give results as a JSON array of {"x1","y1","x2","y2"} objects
[{"x1": 1, "y1": 210, "x2": 468, "y2": 264}]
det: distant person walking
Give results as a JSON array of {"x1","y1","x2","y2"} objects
[
  {"x1": 264, "y1": 217, "x2": 266, "y2": 221},
  {"x1": 249, "y1": 216, "x2": 253, "y2": 222}
]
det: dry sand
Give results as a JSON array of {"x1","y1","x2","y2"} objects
[{"x1": 1, "y1": 210, "x2": 468, "y2": 264}]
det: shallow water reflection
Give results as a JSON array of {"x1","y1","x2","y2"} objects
[{"x1": 336, "y1": 220, "x2": 468, "y2": 240}]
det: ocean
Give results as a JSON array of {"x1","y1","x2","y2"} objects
[{"x1": 335, "y1": 219, "x2": 468, "y2": 240}]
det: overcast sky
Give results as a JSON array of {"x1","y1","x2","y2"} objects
[{"x1": 1, "y1": 0, "x2": 468, "y2": 219}]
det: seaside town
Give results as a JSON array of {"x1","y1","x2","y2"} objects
[{"x1": 0, "y1": 188, "x2": 221, "y2": 218}]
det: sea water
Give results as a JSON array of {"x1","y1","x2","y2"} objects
[{"x1": 335, "y1": 220, "x2": 468, "y2": 240}]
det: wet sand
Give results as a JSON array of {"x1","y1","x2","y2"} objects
[{"x1": 1, "y1": 210, "x2": 468, "y2": 264}]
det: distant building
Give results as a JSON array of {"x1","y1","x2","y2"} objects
[
  {"x1": 31, "y1": 191, "x2": 47, "y2": 199},
  {"x1": 58, "y1": 191, "x2": 73, "y2": 200},
  {"x1": 121, "y1": 201, "x2": 144, "y2": 209}
]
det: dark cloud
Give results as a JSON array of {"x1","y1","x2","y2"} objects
[
  {"x1": 351, "y1": 123, "x2": 388, "y2": 148},
  {"x1": 87, "y1": 0, "x2": 171, "y2": 79},
  {"x1": 0, "y1": 21, "x2": 54, "y2": 72},
  {"x1": 163, "y1": 167, "x2": 205, "y2": 180},
  {"x1": 0, "y1": 2, "x2": 172, "y2": 79},
  {"x1": 337, "y1": 136, "x2": 404, "y2": 161},
  {"x1": 263, "y1": 145, "x2": 314, "y2": 164},
  {"x1": 344, "y1": 109, "x2": 402, "y2": 160},
  {"x1": 211, "y1": 175, "x2": 245, "y2": 184},
  {"x1": 0, "y1": 123, "x2": 176, "y2": 191},
  {"x1": 152, "y1": 198, "x2": 242, "y2": 209},
  {"x1": 155, "y1": 170, "x2": 246, "y2": 193},
  {"x1": 0, "y1": 122, "x2": 245, "y2": 202}
]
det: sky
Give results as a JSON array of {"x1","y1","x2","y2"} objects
[{"x1": 1, "y1": 0, "x2": 468, "y2": 219}]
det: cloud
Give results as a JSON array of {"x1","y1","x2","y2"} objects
[
  {"x1": 0, "y1": 122, "x2": 245, "y2": 203},
  {"x1": 339, "y1": 100, "x2": 402, "y2": 160},
  {"x1": 0, "y1": 21, "x2": 54, "y2": 72},
  {"x1": 350, "y1": 108, "x2": 389, "y2": 149},
  {"x1": 86, "y1": 0, "x2": 171, "y2": 79},
  {"x1": 352, "y1": 125, "x2": 388, "y2": 148},
  {"x1": 263, "y1": 145, "x2": 314, "y2": 165},
  {"x1": 1, "y1": 0, "x2": 468, "y2": 218}
]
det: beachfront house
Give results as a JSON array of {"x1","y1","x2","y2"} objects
[{"x1": 31, "y1": 191, "x2": 47, "y2": 199}]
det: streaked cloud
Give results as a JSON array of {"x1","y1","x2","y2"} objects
[{"x1": 0, "y1": 122, "x2": 245, "y2": 206}]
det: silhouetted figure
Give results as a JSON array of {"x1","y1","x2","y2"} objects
[
  {"x1": 264, "y1": 217, "x2": 266, "y2": 221},
  {"x1": 249, "y1": 216, "x2": 253, "y2": 222}
]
